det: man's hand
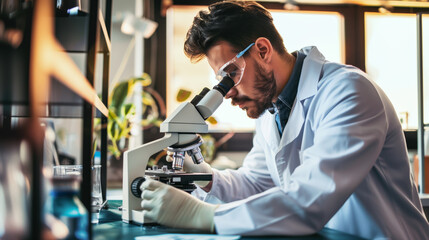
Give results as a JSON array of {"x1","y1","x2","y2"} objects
[
  {"x1": 140, "y1": 178, "x2": 218, "y2": 231},
  {"x1": 166, "y1": 151, "x2": 213, "y2": 189}
]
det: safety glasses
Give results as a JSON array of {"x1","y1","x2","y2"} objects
[{"x1": 216, "y1": 43, "x2": 255, "y2": 87}]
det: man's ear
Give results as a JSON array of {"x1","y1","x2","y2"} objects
[{"x1": 254, "y1": 37, "x2": 273, "y2": 63}]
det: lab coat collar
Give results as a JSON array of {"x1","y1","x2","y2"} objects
[
  {"x1": 260, "y1": 46, "x2": 325, "y2": 152},
  {"x1": 280, "y1": 46, "x2": 325, "y2": 146},
  {"x1": 296, "y1": 46, "x2": 325, "y2": 101}
]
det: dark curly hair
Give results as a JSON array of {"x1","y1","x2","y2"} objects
[{"x1": 184, "y1": 1, "x2": 287, "y2": 62}]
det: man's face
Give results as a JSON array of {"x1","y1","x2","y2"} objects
[{"x1": 207, "y1": 41, "x2": 276, "y2": 119}]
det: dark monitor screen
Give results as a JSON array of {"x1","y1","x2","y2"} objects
[{"x1": 404, "y1": 130, "x2": 418, "y2": 150}]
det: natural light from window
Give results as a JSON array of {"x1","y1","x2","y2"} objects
[
  {"x1": 166, "y1": 6, "x2": 344, "y2": 132},
  {"x1": 365, "y1": 13, "x2": 429, "y2": 129}
]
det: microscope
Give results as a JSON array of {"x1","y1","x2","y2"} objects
[{"x1": 122, "y1": 76, "x2": 234, "y2": 225}]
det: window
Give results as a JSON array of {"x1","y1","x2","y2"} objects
[
  {"x1": 271, "y1": 10, "x2": 344, "y2": 64},
  {"x1": 365, "y1": 12, "x2": 429, "y2": 129},
  {"x1": 166, "y1": 6, "x2": 344, "y2": 132}
]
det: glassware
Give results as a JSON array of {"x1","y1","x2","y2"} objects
[
  {"x1": 56, "y1": 0, "x2": 81, "y2": 12},
  {"x1": 45, "y1": 175, "x2": 88, "y2": 240},
  {"x1": 91, "y1": 165, "x2": 103, "y2": 224},
  {"x1": 53, "y1": 165, "x2": 82, "y2": 176},
  {"x1": 52, "y1": 164, "x2": 103, "y2": 224}
]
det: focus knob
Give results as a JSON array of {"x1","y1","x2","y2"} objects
[{"x1": 131, "y1": 177, "x2": 146, "y2": 198}]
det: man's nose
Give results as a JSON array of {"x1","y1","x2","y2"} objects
[{"x1": 225, "y1": 87, "x2": 237, "y2": 99}]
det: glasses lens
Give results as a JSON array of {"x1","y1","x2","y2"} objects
[{"x1": 216, "y1": 56, "x2": 246, "y2": 86}]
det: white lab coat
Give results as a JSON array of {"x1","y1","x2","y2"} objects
[{"x1": 194, "y1": 47, "x2": 429, "y2": 239}]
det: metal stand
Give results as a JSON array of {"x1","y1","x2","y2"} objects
[
  {"x1": 417, "y1": 12, "x2": 427, "y2": 194},
  {"x1": 82, "y1": 0, "x2": 112, "y2": 238}
]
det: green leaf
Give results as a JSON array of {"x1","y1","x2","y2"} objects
[
  {"x1": 206, "y1": 116, "x2": 218, "y2": 125},
  {"x1": 135, "y1": 73, "x2": 152, "y2": 87},
  {"x1": 142, "y1": 91, "x2": 155, "y2": 106},
  {"x1": 119, "y1": 127, "x2": 132, "y2": 139},
  {"x1": 109, "y1": 121, "x2": 119, "y2": 140},
  {"x1": 110, "y1": 81, "x2": 130, "y2": 113},
  {"x1": 94, "y1": 118, "x2": 101, "y2": 126},
  {"x1": 141, "y1": 119, "x2": 163, "y2": 128},
  {"x1": 109, "y1": 107, "x2": 120, "y2": 122},
  {"x1": 153, "y1": 119, "x2": 163, "y2": 127},
  {"x1": 121, "y1": 103, "x2": 135, "y2": 118},
  {"x1": 108, "y1": 145, "x2": 121, "y2": 159},
  {"x1": 107, "y1": 121, "x2": 113, "y2": 139},
  {"x1": 176, "y1": 89, "x2": 192, "y2": 102},
  {"x1": 106, "y1": 73, "x2": 165, "y2": 158}
]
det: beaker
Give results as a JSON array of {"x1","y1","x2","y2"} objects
[{"x1": 46, "y1": 176, "x2": 88, "y2": 240}]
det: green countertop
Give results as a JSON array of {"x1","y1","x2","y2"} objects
[{"x1": 93, "y1": 200, "x2": 365, "y2": 240}]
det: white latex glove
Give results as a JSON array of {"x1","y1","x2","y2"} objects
[
  {"x1": 166, "y1": 151, "x2": 213, "y2": 188},
  {"x1": 140, "y1": 178, "x2": 218, "y2": 232}
]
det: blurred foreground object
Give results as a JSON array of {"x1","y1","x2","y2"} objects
[{"x1": 0, "y1": 131, "x2": 31, "y2": 239}]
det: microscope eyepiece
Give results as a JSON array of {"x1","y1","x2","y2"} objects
[
  {"x1": 194, "y1": 76, "x2": 233, "y2": 120},
  {"x1": 214, "y1": 76, "x2": 234, "y2": 96},
  {"x1": 191, "y1": 87, "x2": 210, "y2": 106}
]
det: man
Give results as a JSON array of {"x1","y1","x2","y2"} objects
[{"x1": 140, "y1": 1, "x2": 429, "y2": 239}]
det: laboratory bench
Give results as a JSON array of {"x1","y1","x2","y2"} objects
[{"x1": 93, "y1": 200, "x2": 365, "y2": 240}]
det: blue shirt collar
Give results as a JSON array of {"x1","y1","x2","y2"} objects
[
  {"x1": 276, "y1": 51, "x2": 306, "y2": 110},
  {"x1": 272, "y1": 51, "x2": 306, "y2": 134}
]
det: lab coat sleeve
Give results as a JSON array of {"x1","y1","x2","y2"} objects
[
  {"x1": 202, "y1": 127, "x2": 276, "y2": 203},
  {"x1": 213, "y1": 72, "x2": 388, "y2": 235}
]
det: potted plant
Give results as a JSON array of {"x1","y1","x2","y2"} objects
[{"x1": 95, "y1": 73, "x2": 165, "y2": 187}]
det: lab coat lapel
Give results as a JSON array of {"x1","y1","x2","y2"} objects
[
  {"x1": 258, "y1": 112, "x2": 282, "y2": 186},
  {"x1": 274, "y1": 47, "x2": 325, "y2": 185},
  {"x1": 279, "y1": 47, "x2": 325, "y2": 149},
  {"x1": 259, "y1": 47, "x2": 325, "y2": 186},
  {"x1": 260, "y1": 112, "x2": 281, "y2": 152}
]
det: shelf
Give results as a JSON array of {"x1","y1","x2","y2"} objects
[
  {"x1": 1, "y1": 11, "x2": 110, "y2": 118},
  {"x1": 1, "y1": 104, "x2": 80, "y2": 118},
  {"x1": 0, "y1": 104, "x2": 107, "y2": 118},
  {"x1": 0, "y1": 1, "x2": 112, "y2": 238},
  {"x1": 0, "y1": 75, "x2": 106, "y2": 118}
]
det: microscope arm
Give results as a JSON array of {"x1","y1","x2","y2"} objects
[
  {"x1": 122, "y1": 133, "x2": 179, "y2": 223},
  {"x1": 122, "y1": 132, "x2": 200, "y2": 223}
]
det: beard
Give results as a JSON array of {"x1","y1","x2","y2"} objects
[{"x1": 232, "y1": 61, "x2": 276, "y2": 119}]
